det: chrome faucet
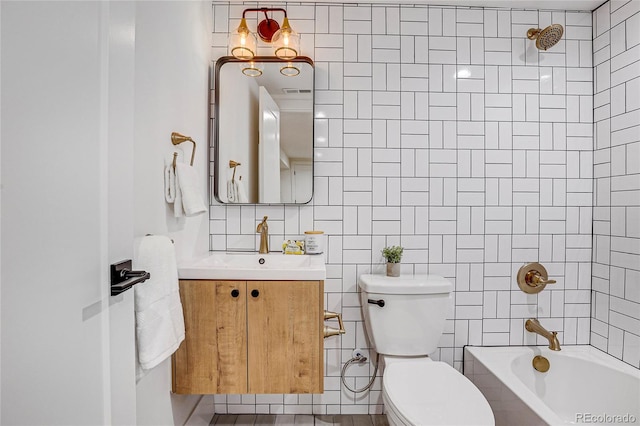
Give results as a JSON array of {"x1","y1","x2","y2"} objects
[
  {"x1": 525, "y1": 318, "x2": 561, "y2": 351},
  {"x1": 256, "y1": 216, "x2": 269, "y2": 254}
]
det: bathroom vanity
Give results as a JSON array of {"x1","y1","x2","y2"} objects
[{"x1": 172, "y1": 253, "x2": 326, "y2": 394}]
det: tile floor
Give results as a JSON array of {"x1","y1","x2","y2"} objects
[{"x1": 209, "y1": 414, "x2": 389, "y2": 425}]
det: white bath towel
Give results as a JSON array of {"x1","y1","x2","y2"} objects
[
  {"x1": 175, "y1": 162, "x2": 207, "y2": 216},
  {"x1": 133, "y1": 235, "x2": 185, "y2": 380}
]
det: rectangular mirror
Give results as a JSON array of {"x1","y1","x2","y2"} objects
[{"x1": 213, "y1": 56, "x2": 314, "y2": 204}]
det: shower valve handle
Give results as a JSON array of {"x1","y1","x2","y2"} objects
[
  {"x1": 527, "y1": 272, "x2": 556, "y2": 286},
  {"x1": 517, "y1": 262, "x2": 556, "y2": 294}
]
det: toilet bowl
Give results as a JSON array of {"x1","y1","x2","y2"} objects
[
  {"x1": 358, "y1": 274, "x2": 494, "y2": 426},
  {"x1": 382, "y1": 358, "x2": 494, "y2": 426}
]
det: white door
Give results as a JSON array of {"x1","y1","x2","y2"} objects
[
  {"x1": 258, "y1": 86, "x2": 281, "y2": 203},
  {"x1": 292, "y1": 162, "x2": 313, "y2": 203},
  {"x1": 1, "y1": 2, "x2": 136, "y2": 424}
]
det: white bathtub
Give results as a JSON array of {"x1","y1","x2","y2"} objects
[{"x1": 464, "y1": 346, "x2": 640, "y2": 426}]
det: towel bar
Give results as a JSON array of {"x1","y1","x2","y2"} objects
[{"x1": 145, "y1": 234, "x2": 174, "y2": 244}]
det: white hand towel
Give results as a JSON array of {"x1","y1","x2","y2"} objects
[
  {"x1": 173, "y1": 168, "x2": 185, "y2": 218},
  {"x1": 175, "y1": 162, "x2": 207, "y2": 216},
  {"x1": 227, "y1": 179, "x2": 238, "y2": 203},
  {"x1": 164, "y1": 152, "x2": 180, "y2": 213},
  {"x1": 133, "y1": 235, "x2": 185, "y2": 380},
  {"x1": 237, "y1": 178, "x2": 248, "y2": 203},
  {"x1": 164, "y1": 163, "x2": 176, "y2": 203}
]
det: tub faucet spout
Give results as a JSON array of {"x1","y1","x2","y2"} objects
[
  {"x1": 257, "y1": 216, "x2": 269, "y2": 254},
  {"x1": 525, "y1": 318, "x2": 561, "y2": 351}
]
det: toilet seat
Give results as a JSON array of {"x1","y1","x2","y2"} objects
[{"x1": 383, "y1": 359, "x2": 494, "y2": 426}]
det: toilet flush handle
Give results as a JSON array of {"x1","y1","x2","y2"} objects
[{"x1": 367, "y1": 299, "x2": 385, "y2": 307}]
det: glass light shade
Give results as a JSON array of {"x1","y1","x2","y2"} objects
[
  {"x1": 229, "y1": 18, "x2": 256, "y2": 60},
  {"x1": 280, "y1": 63, "x2": 300, "y2": 77},
  {"x1": 242, "y1": 61, "x2": 263, "y2": 77},
  {"x1": 271, "y1": 17, "x2": 300, "y2": 60}
]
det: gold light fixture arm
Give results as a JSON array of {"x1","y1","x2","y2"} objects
[
  {"x1": 229, "y1": 8, "x2": 300, "y2": 60},
  {"x1": 171, "y1": 132, "x2": 196, "y2": 166}
]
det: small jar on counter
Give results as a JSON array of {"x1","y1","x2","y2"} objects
[{"x1": 304, "y1": 231, "x2": 325, "y2": 255}]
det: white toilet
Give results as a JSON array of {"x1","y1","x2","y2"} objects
[{"x1": 359, "y1": 274, "x2": 495, "y2": 426}]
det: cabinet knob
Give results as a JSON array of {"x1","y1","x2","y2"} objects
[
  {"x1": 251, "y1": 289, "x2": 260, "y2": 298},
  {"x1": 231, "y1": 289, "x2": 240, "y2": 298}
]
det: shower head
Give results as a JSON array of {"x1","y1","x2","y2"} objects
[{"x1": 527, "y1": 24, "x2": 564, "y2": 50}]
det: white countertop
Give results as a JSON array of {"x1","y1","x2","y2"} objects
[{"x1": 178, "y1": 252, "x2": 326, "y2": 281}]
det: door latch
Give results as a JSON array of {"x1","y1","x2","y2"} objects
[{"x1": 110, "y1": 259, "x2": 150, "y2": 296}]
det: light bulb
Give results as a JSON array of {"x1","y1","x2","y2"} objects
[
  {"x1": 230, "y1": 18, "x2": 256, "y2": 60},
  {"x1": 272, "y1": 17, "x2": 299, "y2": 60}
]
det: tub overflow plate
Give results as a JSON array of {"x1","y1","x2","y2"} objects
[{"x1": 532, "y1": 355, "x2": 550, "y2": 373}]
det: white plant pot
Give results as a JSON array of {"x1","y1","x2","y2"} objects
[{"x1": 386, "y1": 262, "x2": 400, "y2": 277}]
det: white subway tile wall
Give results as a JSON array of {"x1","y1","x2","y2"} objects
[
  {"x1": 210, "y1": 2, "x2": 595, "y2": 415},
  {"x1": 591, "y1": 0, "x2": 640, "y2": 369}
]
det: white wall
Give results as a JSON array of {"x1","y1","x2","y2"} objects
[
  {"x1": 133, "y1": 2, "x2": 211, "y2": 425},
  {"x1": 211, "y1": 3, "x2": 594, "y2": 414},
  {"x1": 0, "y1": 3, "x2": 4, "y2": 419},
  {"x1": 591, "y1": 0, "x2": 640, "y2": 369}
]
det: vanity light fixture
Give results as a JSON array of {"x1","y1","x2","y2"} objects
[
  {"x1": 229, "y1": 8, "x2": 300, "y2": 61},
  {"x1": 229, "y1": 17, "x2": 256, "y2": 60}
]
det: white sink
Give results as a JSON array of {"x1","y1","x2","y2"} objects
[{"x1": 178, "y1": 252, "x2": 326, "y2": 281}]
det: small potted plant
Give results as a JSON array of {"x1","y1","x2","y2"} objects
[{"x1": 382, "y1": 245, "x2": 403, "y2": 277}]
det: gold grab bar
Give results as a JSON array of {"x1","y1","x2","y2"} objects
[
  {"x1": 171, "y1": 132, "x2": 196, "y2": 167},
  {"x1": 323, "y1": 310, "x2": 346, "y2": 338}
]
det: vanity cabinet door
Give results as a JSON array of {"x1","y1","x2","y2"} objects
[
  {"x1": 172, "y1": 280, "x2": 248, "y2": 394},
  {"x1": 172, "y1": 279, "x2": 324, "y2": 394},
  {"x1": 247, "y1": 280, "x2": 324, "y2": 394}
]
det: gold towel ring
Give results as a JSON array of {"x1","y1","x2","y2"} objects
[
  {"x1": 171, "y1": 132, "x2": 196, "y2": 167},
  {"x1": 229, "y1": 160, "x2": 241, "y2": 183}
]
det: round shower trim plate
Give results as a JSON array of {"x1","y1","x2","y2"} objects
[{"x1": 517, "y1": 262, "x2": 551, "y2": 294}]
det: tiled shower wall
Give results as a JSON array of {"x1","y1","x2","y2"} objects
[
  {"x1": 209, "y1": 3, "x2": 593, "y2": 414},
  {"x1": 591, "y1": 0, "x2": 640, "y2": 369}
]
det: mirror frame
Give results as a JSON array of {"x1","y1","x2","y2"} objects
[{"x1": 213, "y1": 56, "x2": 315, "y2": 205}]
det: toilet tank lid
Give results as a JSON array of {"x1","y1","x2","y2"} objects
[{"x1": 358, "y1": 274, "x2": 453, "y2": 294}]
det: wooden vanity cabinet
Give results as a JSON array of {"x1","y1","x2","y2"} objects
[{"x1": 172, "y1": 280, "x2": 324, "y2": 394}]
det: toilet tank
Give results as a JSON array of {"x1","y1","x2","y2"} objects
[{"x1": 358, "y1": 274, "x2": 453, "y2": 356}]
